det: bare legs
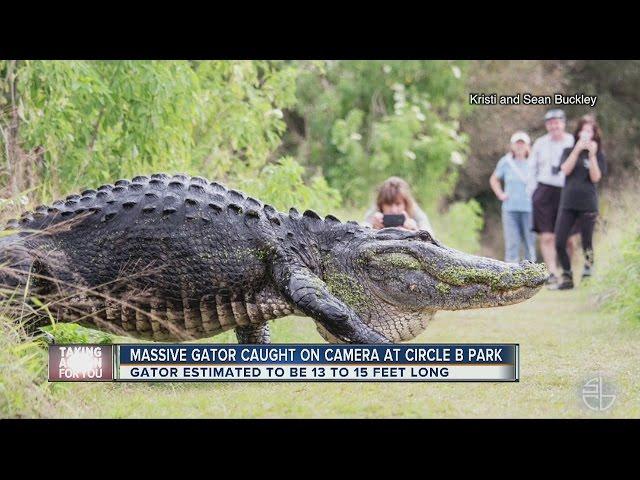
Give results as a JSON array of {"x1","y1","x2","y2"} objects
[
  {"x1": 539, "y1": 232, "x2": 577, "y2": 278},
  {"x1": 539, "y1": 232, "x2": 558, "y2": 276}
]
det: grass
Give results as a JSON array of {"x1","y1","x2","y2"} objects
[
  {"x1": 2, "y1": 283, "x2": 639, "y2": 418},
  {"x1": 589, "y1": 186, "x2": 640, "y2": 324}
]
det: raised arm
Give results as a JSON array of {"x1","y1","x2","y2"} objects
[
  {"x1": 560, "y1": 143, "x2": 583, "y2": 176},
  {"x1": 587, "y1": 143, "x2": 602, "y2": 183},
  {"x1": 363, "y1": 205, "x2": 384, "y2": 230}
]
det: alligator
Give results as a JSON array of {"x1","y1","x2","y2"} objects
[{"x1": 0, "y1": 173, "x2": 548, "y2": 344}]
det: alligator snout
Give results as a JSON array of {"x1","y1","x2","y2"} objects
[
  {"x1": 475, "y1": 259, "x2": 549, "y2": 290},
  {"x1": 515, "y1": 260, "x2": 549, "y2": 287},
  {"x1": 434, "y1": 253, "x2": 549, "y2": 292}
]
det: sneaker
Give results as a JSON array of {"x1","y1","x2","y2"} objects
[
  {"x1": 556, "y1": 271, "x2": 574, "y2": 290},
  {"x1": 582, "y1": 263, "x2": 593, "y2": 279},
  {"x1": 545, "y1": 273, "x2": 558, "y2": 285}
]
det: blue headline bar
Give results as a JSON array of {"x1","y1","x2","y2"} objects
[{"x1": 118, "y1": 344, "x2": 517, "y2": 365}]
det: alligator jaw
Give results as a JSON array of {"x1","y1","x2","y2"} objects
[
  {"x1": 428, "y1": 250, "x2": 549, "y2": 310},
  {"x1": 440, "y1": 283, "x2": 546, "y2": 310}
]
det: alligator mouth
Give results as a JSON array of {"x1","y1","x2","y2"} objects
[
  {"x1": 441, "y1": 280, "x2": 545, "y2": 310},
  {"x1": 488, "y1": 284, "x2": 544, "y2": 305}
]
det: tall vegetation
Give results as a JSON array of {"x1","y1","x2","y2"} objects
[
  {"x1": 0, "y1": 60, "x2": 339, "y2": 214},
  {"x1": 289, "y1": 61, "x2": 469, "y2": 206},
  {"x1": 285, "y1": 60, "x2": 484, "y2": 251},
  {"x1": 1, "y1": 60, "x2": 485, "y2": 251},
  {"x1": 590, "y1": 181, "x2": 640, "y2": 324}
]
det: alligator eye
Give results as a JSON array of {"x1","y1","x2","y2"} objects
[
  {"x1": 417, "y1": 231, "x2": 433, "y2": 241},
  {"x1": 416, "y1": 230, "x2": 441, "y2": 247}
]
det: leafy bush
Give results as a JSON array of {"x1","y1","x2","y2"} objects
[
  {"x1": 603, "y1": 234, "x2": 640, "y2": 322},
  {"x1": 283, "y1": 60, "x2": 483, "y2": 249},
  {"x1": 239, "y1": 156, "x2": 341, "y2": 214},
  {"x1": 290, "y1": 60, "x2": 470, "y2": 210},
  {"x1": 0, "y1": 60, "x2": 338, "y2": 213}
]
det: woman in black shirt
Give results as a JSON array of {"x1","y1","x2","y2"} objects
[{"x1": 553, "y1": 115, "x2": 607, "y2": 290}]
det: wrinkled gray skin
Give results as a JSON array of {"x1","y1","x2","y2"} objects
[{"x1": 0, "y1": 173, "x2": 548, "y2": 344}]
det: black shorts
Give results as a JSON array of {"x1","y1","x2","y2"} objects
[{"x1": 532, "y1": 184, "x2": 581, "y2": 235}]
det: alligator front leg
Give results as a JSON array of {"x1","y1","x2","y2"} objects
[
  {"x1": 235, "y1": 323, "x2": 271, "y2": 344},
  {"x1": 272, "y1": 261, "x2": 390, "y2": 344}
]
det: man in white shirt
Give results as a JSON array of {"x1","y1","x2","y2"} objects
[{"x1": 528, "y1": 109, "x2": 575, "y2": 285}]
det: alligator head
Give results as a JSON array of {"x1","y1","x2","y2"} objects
[{"x1": 316, "y1": 227, "x2": 548, "y2": 342}]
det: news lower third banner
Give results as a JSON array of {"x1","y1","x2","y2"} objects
[{"x1": 48, "y1": 344, "x2": 519, "y2": 382}]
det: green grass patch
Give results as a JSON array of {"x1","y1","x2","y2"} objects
[
  {"x1": 589, "y1": 186, "x2": 640, "y2": 324},
  {"x1": 2, "y1": 286, "x2": 639, "y2": 418}
]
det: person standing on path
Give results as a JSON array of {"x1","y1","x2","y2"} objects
[
  {"x1": 490, "y1": 131, "x2": 536, "y2": 263},
  {"x1": 528, "y1": 109, "x2": 576, "y2": 285},
  {"x1": 552, "y1": 115, "x2": 607, "y2": 290}
]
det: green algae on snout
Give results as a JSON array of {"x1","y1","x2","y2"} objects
[
  {"x1": 435, "y1": 282, "x2": 451, "y2": 294},
  {"x1": 472, "y1": 290, "x2": 488, "y2": 302},
  {"x1": 439, "y1": 266, "x2": 503, "y2": 288},
  {"x1": 439, "y1": 263, "x2": 546, "y2": 290}
]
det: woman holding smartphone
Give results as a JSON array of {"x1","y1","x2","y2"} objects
[
  {"x1": 553, "y1": 115, "x2": 607, "y2": 290},
  {"x1": 363, "y1": 176, "x2": 434, "y2": 235}
]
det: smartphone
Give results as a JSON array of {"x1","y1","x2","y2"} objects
[
  {"x1": 579, "y1": 131, "x2": 592, "y2": 142},
  {"x1": 382, "y1": 214, "x2": 406, "y2": 228}
]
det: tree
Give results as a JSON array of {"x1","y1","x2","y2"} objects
[
  {"x1": 456, "y1": 60, "x2": 568, "y2": 201},
  {"x1": 0, "y1": 60, "x2": 341, "y2": 214},
  {"x1": 455, "y1": 60, "x2": 568, "y2": 257},
  {"x1": 288, "y1": 60, "x2": 469, "y2": 208},
  {"x1": 563, "y1": 60, "x2": 640, "y2": 180},
  {"x1": 283, "y1": 60, "x2": 484, "y2": 252}
]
